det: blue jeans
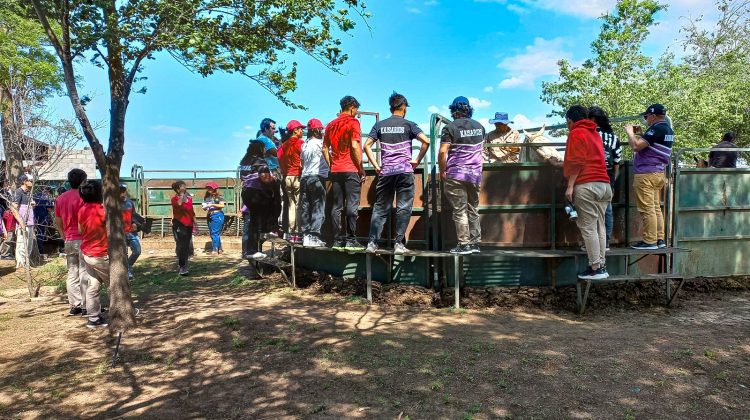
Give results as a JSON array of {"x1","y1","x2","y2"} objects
[
  {"x1": 208, "y1": 212, "x2": 224, "y2": 251},
  {"x1": 125, "y1": 233, "x2": 141, "y2": 274}
]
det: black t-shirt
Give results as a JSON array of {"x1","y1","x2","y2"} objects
[
  {"x1": 708, "y1": 141, "x2": 738, "y2": 168},
  {"x1": 368, "y1": 116, "x2": 423, "y2": 176},
  {"x1": 14, "y1": 188, "x2": 31, "y2": 205}
]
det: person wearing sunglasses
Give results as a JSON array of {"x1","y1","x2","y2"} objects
[{"x1": 624, "y1": 104, "x2": 674, "y2": 250}]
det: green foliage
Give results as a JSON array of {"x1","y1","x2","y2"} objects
[
  {"x1": 0, "y1": 0, "x2": 61, "y2": 94},
  {"x1": 35, "y1": 0, "x2": 369, "y2": 109},
  {"x1": 542, "y1": 0, "x2": 750, "y2": 150}
]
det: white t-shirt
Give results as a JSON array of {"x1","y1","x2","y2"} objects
[{"x1": 301, "y1": 137, "x2": 329, "y2": 178}]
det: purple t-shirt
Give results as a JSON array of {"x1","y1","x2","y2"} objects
[
  {"x1": 441, "y1": 118, "x2": 486, "y2": 185},
  {"x1": 368, "y1": 116, "x2": 423, "y2": 176},
  {"x1": 633, "y1": 121, "x2": 674, "y2": 174}
]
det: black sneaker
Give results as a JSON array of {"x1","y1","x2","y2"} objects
[
  {"x1": 631, "y1": 241, "x2": 658, "y2": 250},
  {"x1": 656, "y1": 239, "x2": 667, "y2": 249},
  {"x1": 345, "y1": 240, "x2": 365, "y2": 252},
  {"x1": 449, "y1": 245, "x2": 472, "y2": 255},
  {"x1": 332, "y1": 241, "x2": 347, "y2": 250},
  {"x1": 86, "y1": 316, "x2": 108, "y2": 329},
  {"x1": 68, "y1": 306, "x2": 83, "y2": 316},
  {"x1": 578, "y1": 266, "x2": 608, "y2": 280},
  {"x1": 81, "y1": 309, "x2": 87, "y2": 317},
  {"x1": 467, "y1": 243, "x2": 481, "y2": 254}
]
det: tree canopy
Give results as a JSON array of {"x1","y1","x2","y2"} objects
[{"x1": 542, "y1": 0, "x2": 750, "y2": 150}]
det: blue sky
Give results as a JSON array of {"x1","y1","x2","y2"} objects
[{"x1": 54, "y1": 0, "x2": 719, "y2": 174}]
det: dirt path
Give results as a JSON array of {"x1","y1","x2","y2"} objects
[{"x1": 0, "y1": 256, "x2": 748, "y2": 419}]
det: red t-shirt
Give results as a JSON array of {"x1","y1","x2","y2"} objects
[
  {"x1": 54, "y1": 189, "x2": 84, "y2": 241},
  {"x1": 171, "y1": 194, "x2": 195, "y2": 227},
  {"x1": 563, "y1": 119, "x2": 610, "y2": 185},
  {"x1": 324, "y1": 113, "x2": 362, "y2": 173},
  {"x1": 277, "y1": 136, "x2": 304, "y2": 176},
  {"x1": 77, "y1": 203, "x2": 108, "y2": 257}
]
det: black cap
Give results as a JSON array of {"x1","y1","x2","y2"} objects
[
  {"x1": 119, "y1": 183, "x2": 128, "y2": 190},
  {"x1": 643, "y1": 104, "x2": 666, "y2": 116}
]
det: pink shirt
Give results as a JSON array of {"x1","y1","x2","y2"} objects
[{"x1": 54, "y1": 189, "x2": 84, "y2": 241}]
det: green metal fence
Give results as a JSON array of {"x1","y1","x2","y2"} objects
[{"x1": 672, "y1": 148, "x2": 750, "y2": 277}]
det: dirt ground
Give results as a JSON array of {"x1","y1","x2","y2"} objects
[{"x1": 0, "y1": 254, "x2": 748, "y2": 419}]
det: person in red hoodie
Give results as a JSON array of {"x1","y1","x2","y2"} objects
[
  {"x1": 277, "y1": 120, "x2": 305, "y2": 243},
  {"x1": 562, "y1": 105, "x2": 613, "y2": 280},
  {"x1": 77, "y1": 180, "x2": 109, "y2": 328}
]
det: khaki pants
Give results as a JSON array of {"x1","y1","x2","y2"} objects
[
  {"x1": 65, "y1": 240, "x2": 88, "y2": 308},
  {"x1": 14, "y1": 226, "x2": 35, "y2": 268},
  {"x1": 634, "y1": 172, "x2": 666, "y2": 244},
  {"x1": 83, "y1": 254, "x2": 109, "y2": 322},
  {"x1": 444, "y1": 178, "x2": 481, "y2": 246},
  {"x1": 283, "y1": 176, "x2": 301, "y2": 233},
  {"x1": 574, "y1": 182, "x2": 612, "y2": 267}
]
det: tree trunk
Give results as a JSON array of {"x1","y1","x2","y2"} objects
[
  {"x1": 103, "y1": 161, "x2": 136, "y2": 332},
  {"x1": 0, "y1": 85, "x2": 25, "y2": 184}
]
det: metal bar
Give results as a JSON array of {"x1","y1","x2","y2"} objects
[
  {"x1": 581, "y1": 280, "x2": 592, "y2": 314},
  {"x1": 454, "y1": 255, "x2": 460, "y2": 309},
  {"x1": 290, "y1": 245, "x2": 296, "y2": 288},
  {"x1": 366, "y1": 253, "x2": 373, "y2": 302},
  {"x1": 575, "y1": 281, "x2": 583, "y2": 313},
  {"x1": 549, "y1": 165, "x2": 556, "y2": 249},
  {"x1": 624, "y1": 163, "x2": 631, "y2": 246},
  {"x1": 665, "y1": 276, "x2": 671, "y2": 305},
  {"x1": 677, "y1": 235, "x2": 750, "y2": 242},
  {"x1": 676, "y1": 206, "x2": 750, "y2": 212},
  {"x1": 111, "y1": 332, "x2": 123, "y2": 368},
  {"x1": 667, "y1": 278, "x2": 685, "y2": 306},
  {"x1": 141, "y1": 169, "x2": 239, "y2": 173}
]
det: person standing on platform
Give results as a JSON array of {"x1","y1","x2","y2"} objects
[
  {"x1": 588, "y1": 106, "x2": 621, "y2": 248},
  {"x1": 438, "y1": 96, "x2": 486, "y2": 255},
  {"x1": 278, "y1": 120, "x2": 305, "y2": 243},
  {"x1": 624, "y1": 104, "x2": 674, "y2": 250},
  {"x1": 364, "y1": 92, "x2": 430, "y2": 254},
  {"x1": 202, "y1": 182, "x2": 225, "y2": 255},
  {"x1": 562, "y1": 105, "x2": 613, "y2": 280},
  {"x1": 299, "y1": 118, "x2": 329, "y2": 248},
  {"x1": 323, "y1": 95, "x2": 366, "y2": 251},
  {"x1": 171, "y1": 180, "x2": 196, "y2": 275},
  {"x1": 257, "y1": 118, "x2": 282, "y2": 235},
  {"x1": 54, "y1": 169, "x2": 88, "y2": 316}
]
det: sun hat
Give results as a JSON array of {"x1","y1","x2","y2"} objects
[
  {"x1": 205, "y1": 182, "x2": 220, "y2": 190},
  {"x1": 489, "y1": 112, "x2": 513, "y2": 125}
]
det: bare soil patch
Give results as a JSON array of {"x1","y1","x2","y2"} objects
[{"x1": 0, "y1": 255, "x2": 748, "y2": 419}]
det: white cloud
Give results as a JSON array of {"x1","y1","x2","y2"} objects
[
  {"x1": 496, "y1": 37, "x2": 571, "y2": 89},
  {"x1": 151, "y1": 124, "x2": 188, "y2": 134},
  {"x1": 511, "y1": 113, "x2": 549, "y2": 130},
  {"x1": 475, "y1": 0, "x2": 612, "y2": 18},
  {"x1": 232, "y1": 125, "x2": 256, "y2": 140},
  {"x1": 468, "y1": 97, "x2": 492, "y2": 109},
  {"x1": 406, "y1": 7, "x2": 422, "y2": 14},
  {"x1": 483, "y1": 85, "x2": 494, "y2": 93},
  {"x1": 424, "y1": 0, "x2": 439, "y2": 5},
  {"x1": 427, "y1": 104, "x2": 450, "y2": 116}
]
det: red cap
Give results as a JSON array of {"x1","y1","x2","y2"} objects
[
  {"x1": 286, "y1": 120, "x2": 304, "y2": 131},
  {"x1": 307, "y1": 118, "x2": 324, "y2": 129},
  {"x1": 205, "y1": 182, "x2": 219, "y2": 190}
]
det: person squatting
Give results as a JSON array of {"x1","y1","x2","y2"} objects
[{"x1": 243, "y1": 93, "x2": 675, "y2": 282}]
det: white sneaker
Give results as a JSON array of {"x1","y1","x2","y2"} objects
[
  {"x1": 309, "y1": 237, "x2": 326, "y2": 248},
  {"x1": 365, "y1": 242, "x2": 378, "y2": 253},
  {"x1": 394, "y1": 243, "x2": 410, "y2": 255},
  {"x1": 251, "y1": 252, "x2": 267, "y2": 259},
  {"x1": 302, "y1": 235, "x2": 311, "y2": 247}
]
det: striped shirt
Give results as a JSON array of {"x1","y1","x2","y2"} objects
[
  {"x1": 634, "y1": 120, "x2": 674, "y2": 174},
  {"x1": 597, "y1": 128, "x2": 622, "y2": 171}
]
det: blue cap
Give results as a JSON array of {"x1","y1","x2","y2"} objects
[
  {"x1": 451, "y1": 96, "x2": 470, "y2": 107},
  {"x1": 489, "y1": 112, "x2": 513, "y2": 125}
]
